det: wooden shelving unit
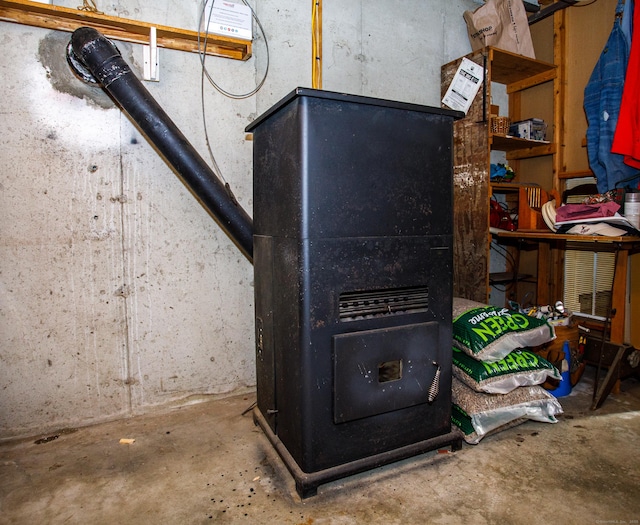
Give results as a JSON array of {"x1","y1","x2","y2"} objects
[
  {"x1": 0, "y1": 0, "x2": 252, "y2": 60},
  {"x1": 441, "y1": 46, "x2": 557, "y2": 303}
]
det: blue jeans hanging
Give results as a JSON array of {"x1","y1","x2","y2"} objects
[{"x1": 584, "y1": 0, "x2": 637, "y2": 193}]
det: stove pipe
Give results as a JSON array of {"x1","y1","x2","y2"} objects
[{"x1": 67, "y1": 27, "x2": 254, "y2": 262}]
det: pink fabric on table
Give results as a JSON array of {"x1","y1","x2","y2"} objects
[{"x1": 555, "y1": 201, "x2": 621, "y2": 223}]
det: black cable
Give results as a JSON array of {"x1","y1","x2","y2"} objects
[
  {"x1": 241, "y1": 400, "x2": 257, "y2": 416},
  {"x1": 490, "y1": 240, "x2": 518, "y2": 274},
  {"x1": 490, "y1": 241, "x2": 519, "y2": 297}
]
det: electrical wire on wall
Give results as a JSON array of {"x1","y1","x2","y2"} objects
[
  {"x1": 490, "y1": 240, "x2": 518, "y2": 295},
  {"x1": 197, "y1": 0, "x2": 270, "y2": 183},
  {"x1": 198, "y1": 0, "x2": 270, "y2": 99},
  {"x1": 491, "y1": 241, "x2": 518, "y2": 278}
]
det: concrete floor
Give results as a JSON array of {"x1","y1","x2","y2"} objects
[{"x1": 1, "y1": 367, "x2": 639, "y2": 525}]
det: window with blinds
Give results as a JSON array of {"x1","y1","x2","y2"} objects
[
  {"x1": 562, "y1": 177, "x2": 616, "y2": 319},
  {"x1": 564, "y1": 250, "x2": 615, "y2": 319}
]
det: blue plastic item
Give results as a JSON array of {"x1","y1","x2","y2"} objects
[{"x1": 549, "y1": 341, "x2": 572, "y2": 398}]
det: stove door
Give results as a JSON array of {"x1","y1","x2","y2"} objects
[{"x1": 333, "y1": 321, "x2": 441, "y2": 424}]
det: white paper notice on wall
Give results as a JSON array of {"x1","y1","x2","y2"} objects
[
  {"x1": 205, "y1": 0, "x2": 253, "y2": 41},
  {"x1": 442, "y1": 57, "x2": 484, "y2": 114}
]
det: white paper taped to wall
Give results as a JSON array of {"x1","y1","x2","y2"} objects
[
  {"x1": 204, "y1": 0, "x2": 253, "y2": 41},
  {"x1": 442, "y1": 57, "x2": 484, "y2": 114}
]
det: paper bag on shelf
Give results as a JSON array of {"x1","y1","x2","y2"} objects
[{"x1": 464, "y1": 0, "x2": 536, "y2": 59}]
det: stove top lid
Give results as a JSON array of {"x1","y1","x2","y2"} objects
[{"x1": 245, "y1": 87, "x2": 464, "y2": 133}]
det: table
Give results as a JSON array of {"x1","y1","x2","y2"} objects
[
  {"x1": 494, "y1": 230, "x2": 640, "y2": 409},
  {"x1": 492, "y1": 229, "x2": 640, "y2": 344}
]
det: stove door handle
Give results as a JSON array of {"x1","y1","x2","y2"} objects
[{"x1": 427, "y1": 361, "x2": 441, "y2": 404}]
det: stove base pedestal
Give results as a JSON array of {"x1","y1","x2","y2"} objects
[{"x1": 253, "y1": 408, "x2": 463, "y2": 499}]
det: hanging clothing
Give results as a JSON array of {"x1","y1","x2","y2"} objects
[
  {"x1": 584, "y1": 0, "x2": 637, "y2": 193},
  {"x1": 612, "y1": 0, "x2": 640, "y2": 173}
]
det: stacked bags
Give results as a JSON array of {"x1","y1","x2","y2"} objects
[{"x1": 451, "y1": 298, "x2": 564, "y2": 444}]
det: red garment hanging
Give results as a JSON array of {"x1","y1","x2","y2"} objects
[{"x1": 612, "y1": 2, "x2": 640, "y2": 169}]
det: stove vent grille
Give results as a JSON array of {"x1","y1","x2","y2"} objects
[{"x1": 339, "y1": 286, "x2": 429, "y2": 321}]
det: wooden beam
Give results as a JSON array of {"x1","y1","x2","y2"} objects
[
  {"x1": 558, "y1": 169, "x2": 594, "y2": 179},
  {"x1": 537, "y1": 241, "x2": 552, "y2": 305},
  {"x1": 553, "y1": 8, "x2": 566, "y2": 192},
  {"x1": 506, "y1": 69, "x2": 557, "y2": 93},
  {"x1": 0, "y1": 0, "x2": 251, "y2": 60},
  {"x1": 312, "y1": 0, "x2": 322, "y2": 89},
  {"x1": 506, "y1": 143, "x2": 556, "y2": 160},
  {"x1": 610, "y1": 249, "x2": 628, "y2": 344}
]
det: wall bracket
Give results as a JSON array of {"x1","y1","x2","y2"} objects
[{"x1": 143, "y1": 26, "x2": 159, "y2": 81}]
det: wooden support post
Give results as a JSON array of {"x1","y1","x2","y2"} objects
[
  {"x1": 536, "y1": 241, "x2": 551, "y2": 306},
  {"x1": 312, "y1": 0, "x2": 322, "y2": 89},
  {"x1": 610, "y1": 248, "x2": 628, "y2": 344}
]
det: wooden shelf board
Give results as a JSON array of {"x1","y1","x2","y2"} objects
[
  {"x1": 487, "y1": 47, "x2": 556, "y2": 86},
  {"x1": 491, "y1": 182, "x2": 541, "y2": 192},
  {"x1": 493, "y1": 229, "x2": 640, "y2": 246},
  {"x1": 559, "y1": 170, "x2": 594, "y2": 180},
  {"x1": 491, "y1": 134, "x2": 554, "y2": 156},
  {"x1": 0, "y1": 0, "x2": 251, "y2": 60},
  {"x1": 506, "y1": 142, "x2": 556, "y2": 160},
  {"x1": 489, "y1": 272, "x2": 533, "y2": 285}
]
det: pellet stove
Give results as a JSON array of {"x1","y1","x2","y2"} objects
[
  {"x1": 247, "y1": 89, "x2": 462, "y2": 497},
  {"x1": 66, "y1": 29, "x2": 462, "y2": 499}
]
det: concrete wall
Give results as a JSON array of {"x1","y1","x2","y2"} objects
[{"x1": 0, "y1": 0, "x2": 475, "y2": 440}]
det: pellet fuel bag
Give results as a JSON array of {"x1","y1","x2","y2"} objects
[
  {"x1": 453, "y1": 298, "x2": 555, "y2": 362},
  {"x1": 451, "y1": 377, "x2": 563, "y2": 445},
  {"x1": 452, "y1": 346, "x2": 561, "y2": 394}
]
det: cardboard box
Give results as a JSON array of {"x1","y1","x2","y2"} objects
[{"x1": 509, "y1": 118, "x2": 547, "y2": 141}]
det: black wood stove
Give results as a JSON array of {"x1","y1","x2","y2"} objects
[
  {"x1": 247, "y1": 88, "x2": 463, "y2": 497},
  {"x1": 65, "y1": 28, "x2": 462, "y2": 498}
]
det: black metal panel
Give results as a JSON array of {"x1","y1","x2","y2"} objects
[
  {"x1": 253, "y1": 235, "x2": 276, "y2": 431},
  {"x1": 249, "y1": 88, "x2": 460, "y2": 241},
  {"x1": 256, "y1": 235, "x2": 453, "y2": 473}
]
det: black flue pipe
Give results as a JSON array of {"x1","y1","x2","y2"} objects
[{"x1": 67, "y1": 27, "x2": 253, "y2": 262}]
